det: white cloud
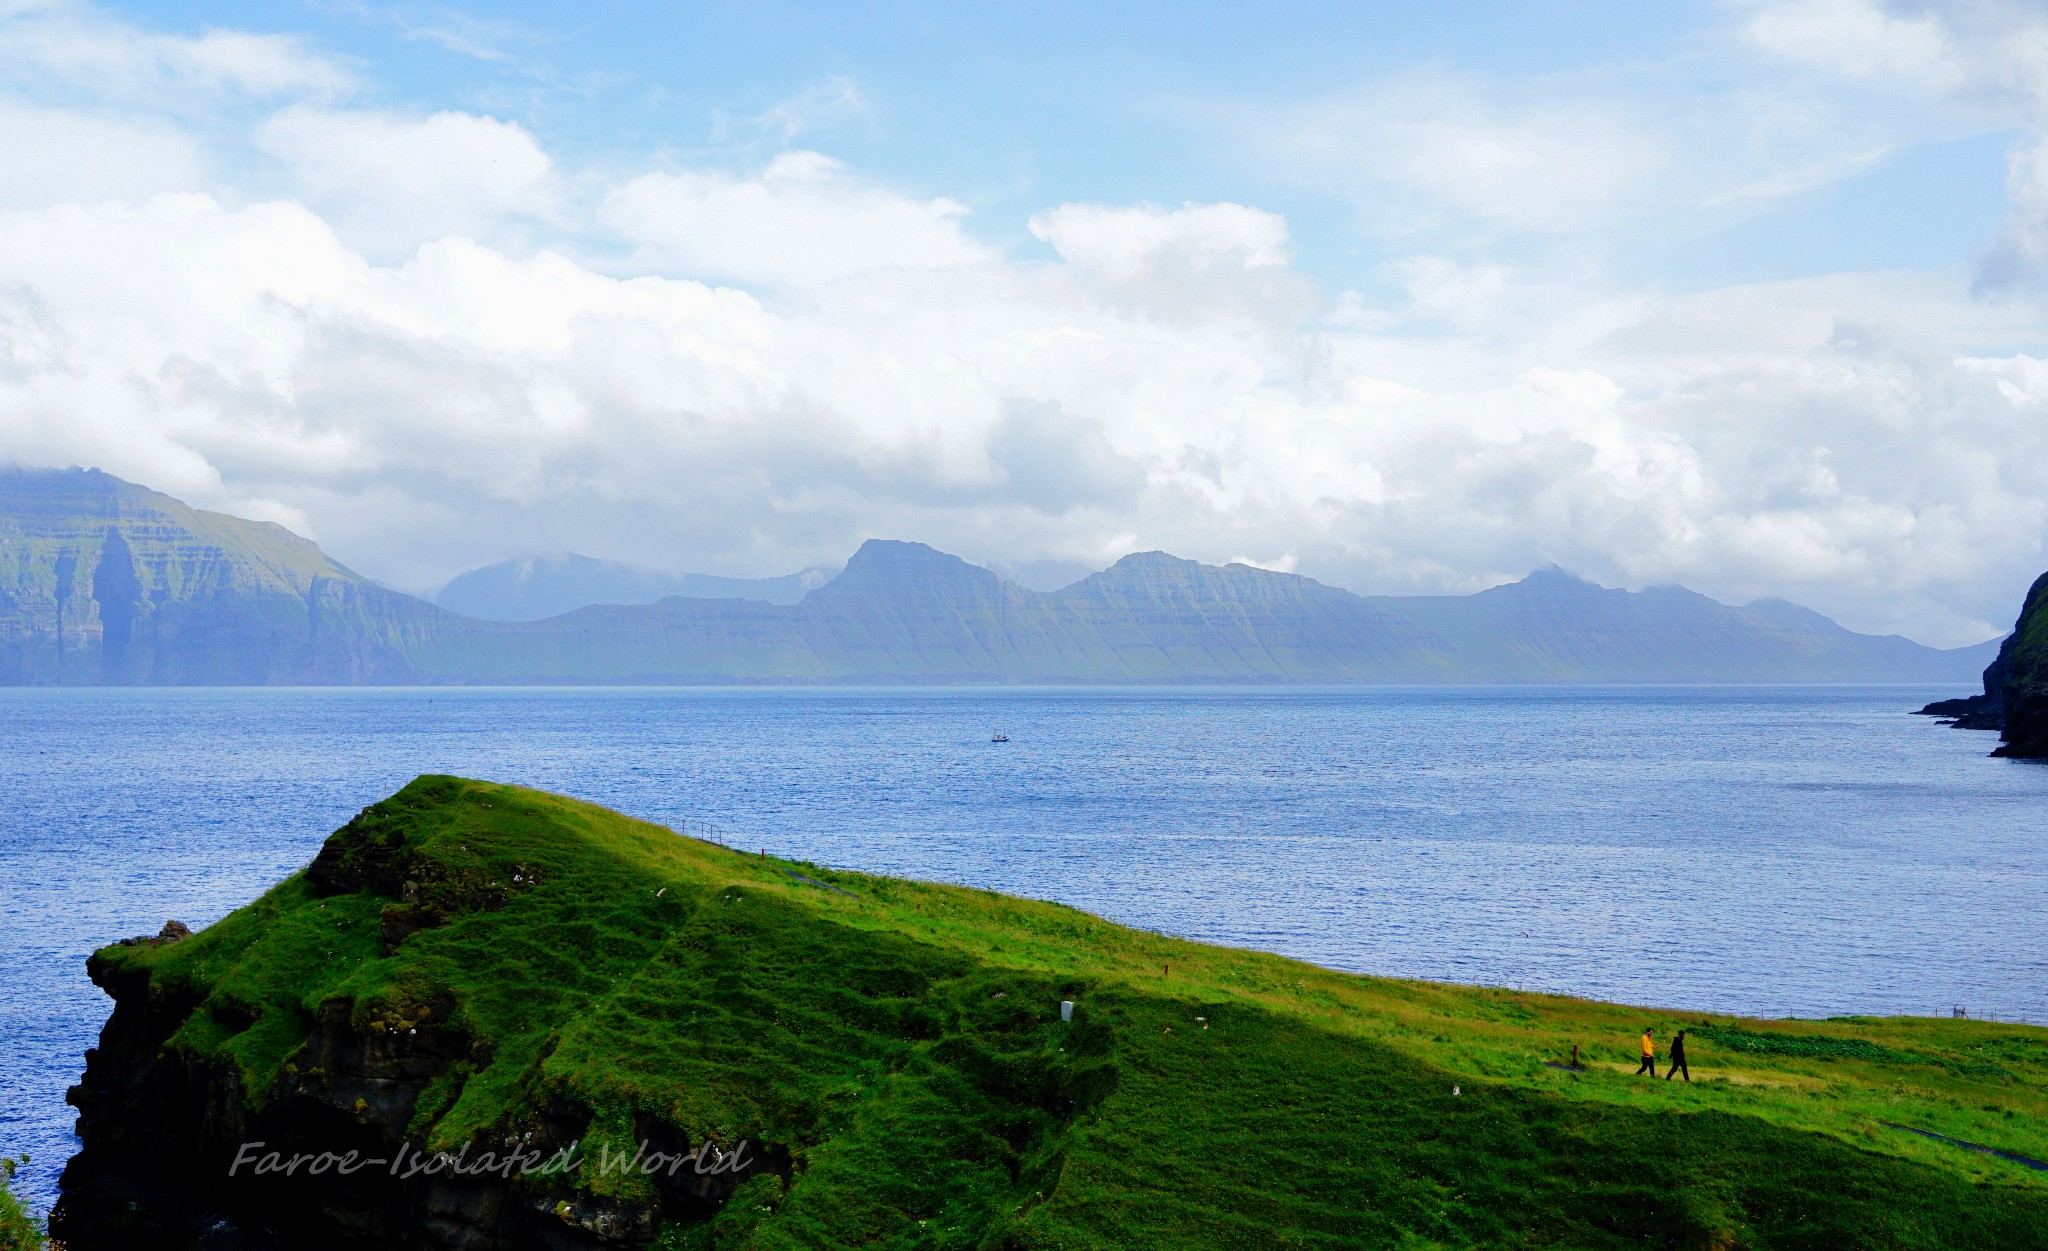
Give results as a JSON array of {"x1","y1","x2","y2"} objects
[
  {"x1": 0, "y1": 1, "x2": 352, "y2": 103},
  {"x1": 2, "y1": 180, "x2": 2042, "y2": 643},
  {"x1": 1027, "y1": 201, "x2": 1315, "y2": 332},
  {"x1": 388, "y1": 7, "x2": 544, "y2": 70},
  {"x1": 602, "y1": 151, "x2": 989, "y2": 286},
  {"x1": 1222, "y1": 13, "x2": 2015, "y2": 253},
  {"x1": 1030, "y1": 200, "x2": 1290, "y2": 275},
  {"x1": 0, "y1": 4, "x2": 2044, "y2": 646},
  {"x1": 257, "y1": 107, "x2": 558, "y2": 257},
  {"x1": 1742, "y1": 1, "x2": 2048, "y2": 292},
  {"x1": 0, "y1": 97, "x2": 206, "y2": 206},
  {"x1": 1235, "y1": 71, "x2": 1670, "y2": 235},
  {"x1": 715, "y1": 76, "x2": 870, "y2": 147},
  {"x1": 1742, "y1": 0, "x2": 1963, "y2": 91}
]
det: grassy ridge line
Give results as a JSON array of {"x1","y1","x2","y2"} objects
[
  {"x1": 725, "y1": 847, "x2": 2048, "y2": 1180},
  {"x1": 97, "y1": 778, "x2": 2048, "y2": 1248}
]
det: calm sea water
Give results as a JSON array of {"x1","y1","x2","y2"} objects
[{"x1": 3, "y1": 685, "x2": 2044, "y2": 1211}]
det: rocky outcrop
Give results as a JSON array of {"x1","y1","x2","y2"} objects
[
  {"x1": 1917, "y1": 572, "x2": 2048, "y2": 758},
  {"x1": 54, "y1": 953, "x2": 780, "y2": 1251},
  {"x1": 50, "y1": 801, "x2": 786, "y2": 1251},
  {"x1": 66, "y1": 955, "x2": 544, "y2": 1249},
  {"x1": 1917, "y1": 635, "x2": 2017, "y2": 729},
  {"x1": 1991, "y1": 572, "x2": 2048, "y2": 758}
]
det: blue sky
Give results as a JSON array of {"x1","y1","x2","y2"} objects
[
  {"x1": 106, "y1": 0, "x2": 2019, "y2": 291},
  {"x1": 4, "y1": 0, "x2": 2048, "y2": 643}
]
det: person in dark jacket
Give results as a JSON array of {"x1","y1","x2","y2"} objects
[{"x1": 1665, "y1": 1029, "x2": 1690, "y2": 1081}]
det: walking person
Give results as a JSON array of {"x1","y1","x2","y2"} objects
[
  {"x1": 1635, "y1": 1027, "x2": 1656, "y2": 1076},
  {"x1": 1665, "y1": 1029, "x2": 1690, "y2": 1081}
]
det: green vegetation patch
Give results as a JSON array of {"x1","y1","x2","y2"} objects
[
  {"x1": 94, "y1": 776, "x2": 2048, "y2": 1249},
  {"x1": 1691, "y1": 1023, "x2": 2014, "y2": 1079},
  {"x1": 1694, "y1": 1023, "x2": 1916, "y2": 1064},
  {"x1": 0, "y1": 1158, "x2": 44, "y2": 1251}
]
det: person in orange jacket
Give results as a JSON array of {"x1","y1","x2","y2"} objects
[{"x1": 1635, "y1": 1027, "x2": 1656, "y2": 1076}]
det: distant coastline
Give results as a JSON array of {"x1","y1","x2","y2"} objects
[{"x1": 0, "y1": 465, "x2": 2005, "y2": 687}]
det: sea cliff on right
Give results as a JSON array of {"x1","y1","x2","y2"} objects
[{"x1": 1920, "y1": 571, "x2": 2048, "y2": 758}]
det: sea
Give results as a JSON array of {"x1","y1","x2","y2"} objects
[{"x1": 3, "y1": 684, "x2": 2045, "y2": 1213}]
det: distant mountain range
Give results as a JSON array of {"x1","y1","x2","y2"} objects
[
  {"x1": 0, "y1": 466, "x2": 2002, "y2": 686},
  {"x1": 437, "y1": 553, "x2": 836, "y2": 620}
]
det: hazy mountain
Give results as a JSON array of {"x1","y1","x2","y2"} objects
[
  {"x1": 437, "y1": 553, "x2": 836, "y2": 620},
  {"x1": 0, "y1": 467, "x2": 2001, "y2": 685},
  {"x1": 1361, "y1": 566, "x2": 2003, "y2": 683},
  {"x1": 395, "y1": 541, "x2": 1449, "y2": 682},
  {"x1": 0, "y1": 466, "x2": 435, "y2": 683}
]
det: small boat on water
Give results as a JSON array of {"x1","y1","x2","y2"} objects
[{"x1": 990, "y1": 731, "x2": 1010, "y2": 743}]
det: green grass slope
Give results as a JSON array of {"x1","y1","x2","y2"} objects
[
  {"x1": 0, "y1": 1158, "x2": 43, "y2": 1251},
  {"x1": 87, "y1": 778, "x2": 2048, "y2": 1248}
]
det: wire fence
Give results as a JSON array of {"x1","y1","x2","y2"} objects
[
  {"x1": 676, "y1": 818, "x2": 733, "y2": 847},
  {"x1": 1494, "y1": 978, "x2": 2044, "y2": 1027}
]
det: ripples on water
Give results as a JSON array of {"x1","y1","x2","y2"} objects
[{"x1": 3, "y1": 685, "x2": 2044, "y2": 1210}]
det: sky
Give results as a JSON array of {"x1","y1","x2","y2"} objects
[{"x1": 2, "y1": 1, "x2": 2047, "y2": 644}]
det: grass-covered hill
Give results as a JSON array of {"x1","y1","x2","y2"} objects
[{"x1": 56, "y1": 778, "x2": 2048, "y2": 1250}]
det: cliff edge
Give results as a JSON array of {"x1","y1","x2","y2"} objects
[{"x1": 1919, "y1": 571, "x2": 2048, "y2": 757}]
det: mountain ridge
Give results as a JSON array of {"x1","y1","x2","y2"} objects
[
  {"x1": 437, "y1": 552, "x2": 833, "y2": 620},
  {"x1": 0, "y1": 465, "x2": 2002, "y2": 686}
]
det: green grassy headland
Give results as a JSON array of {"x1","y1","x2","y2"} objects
[{"x1": 96, "y1": 776, "x2": 2048, "y2": 1248}]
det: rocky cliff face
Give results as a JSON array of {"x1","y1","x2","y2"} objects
[
  {"x1": 1916, "y1": 571, "x2": 2048, "y2": 758},
  {"x1": 51, "y1": 791, "x2": 790, "y2": 1251},
  {"x1": 54, "y1": 939, "x2": 762, "y2": 1250},
  {"x1": 0, "y1": 467, "x2": 434, "y2": 684},
  {"x1": 1991, "y1": 572, "x2": 2048, "y2": 758}
]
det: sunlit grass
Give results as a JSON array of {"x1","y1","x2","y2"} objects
[{"x1": 102, "y1": 776, "x2": 2048, "y2": 1248}]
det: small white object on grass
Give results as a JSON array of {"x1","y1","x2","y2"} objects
[
  {"x1": 1452, "y1": 1086, "x2": 1461, "y2": 1096},
  {"x1": 1060, "y1": 1000, "x2": 1074, "y2": 1022}
]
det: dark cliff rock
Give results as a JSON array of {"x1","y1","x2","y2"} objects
[
  {"x1": 1917, "y1": 571, "x2": 2048, "y2": 757},
  {"x1": 1991, "y1": 572, "x2": 2048, "y2": 758},
  {"x1": 52, "y1": 944, "x2": 772, "y2": 1251},
  {"x1": 51, "y1": 787, "x2": 790, "y2": 1251},
  {"x1": 1916, "y1": 633, "x2": 2017, "y2": 729}
]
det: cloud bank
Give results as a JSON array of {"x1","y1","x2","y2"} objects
[{"x1": 0, "y1": 0, "x2": 2045, "y2": 646}]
